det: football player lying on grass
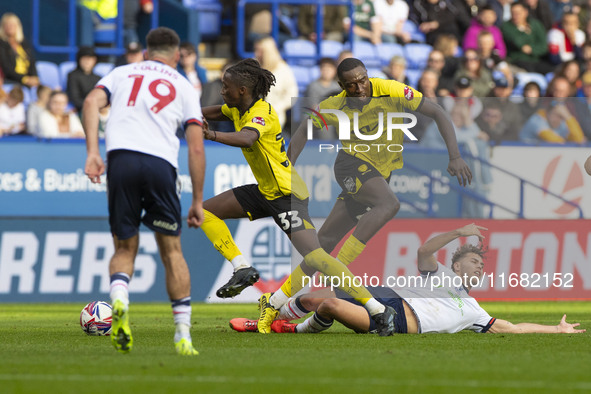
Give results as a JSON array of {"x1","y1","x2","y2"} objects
[{"x1": 230, "y1": 224, "x2": 585, "y2": 335}]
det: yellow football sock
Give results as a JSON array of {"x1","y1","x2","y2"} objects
[
  {"x1": 303, "y1": 248, "x2": 373, "y2": 305},
  {"x1": 336, "y1": 235, "x2": 366, "y2": 266},
  {"x1": 201, "y1": 210, "x2": 242, "y2": 261},
  {"x1": 279, "y1": 264, "x2": 307, "y2": 297}
]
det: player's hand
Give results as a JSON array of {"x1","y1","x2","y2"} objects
[
  {"x1": 456, "y1": 223, "x2": 487, "y2": 241},
  {"x1": 557, "y1": 314, "x2": 586, "y2": 333},
  {"x1": 447, "y1": 157, "x2": 472, "y2": 186},
  {"x1": 202, "y1": 117, "x2": 215, "y2": 140},
  {"x1": 187, "y1": 201, "x2": 204, "y2": 228},
  {"x1": 85, "y1": 153, "x2": 105, "y2": 184}
]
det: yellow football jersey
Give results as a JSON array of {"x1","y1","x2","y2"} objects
[
  {"x1": 222, "y1": 99, "x2": 309, "y2": 200},
  {"x1": 318, "y1": 78, "x2": 424, "y2": 177}
]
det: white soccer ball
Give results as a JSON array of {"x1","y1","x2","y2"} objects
[{"x1": 80, "y1": 301, "x2": 113, "y2": 336}]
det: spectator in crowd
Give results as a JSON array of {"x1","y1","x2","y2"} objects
[
  {"x1": 454, "y1": 49, "x2": 495, "y2": 97},
  {"x1": 477, "y1": 30, "x2": 514, "y2": 86},
  {"x1": 582, "y1": 42, "x2": 591, "y2": 72},
  {"x1": 344, "y1": 0, "x2": 382, "y2": 44},
  {"x1": 374, "y1": 0, "x2": 411, "y2": 44},
  {"x1": 579, "y1": 70, "x2": 591, "y2": 108},
  {"x1": 0, "y1": 13, "x2": 39, "y2": 88},
  {"x1": 411, "y1": 68, "x2": 440, "y2": 139},
  {"x1": 463, "y1": 5, "x2": 507, "y2": 59},
  {"x1": 0, "y1": 86, "x2": 26, "y2": 136},
  {"x1": 336, "y1": 49, "x2": 354, "y2": 65},
  {"x1": 411, "y1": 0, "x2": 471, "y2": 45},
  {"x1": 487, "y1": 74, "x2": 523, "y2": 135},
  {"x1": 298, "y1": 5, "x2": 347, "y2": 42},
  {"x1": 554, "y1": 60, "x2": 582, "y2": 96},
  {"x1": 442, "y1": 76, "x2": 484, "y2": 119},
  {"x1": 27, "y1": 84, "x2": 51, "y2": 136},
  {"x1": 178, "y1": 42, "x2": 207, "y2": 99},
  {"x1": 496, "y1": 0, "x2": 514, "y2": 24},
  {"x1": 519, "y1": 81, "x2": 543, "y2": 120},
  {"x1": 67, "y1": 46, "x2": 101, "y2": 112},
  {"x1": 519, "y1": 102, "x2": 585, "y2": 143},
  {"x1": 433, "y1": 34, "x2": 462, "y2": 83},
  {"x1": 547, "y1": 75, "x2": 591, "y2": 138},
  {"x1": 37, "y1": 91, "x2": 85, "y2": 138},
  {"x1": 123, "y1": 0, "x2": 154, "y2": 46},
  {"x1": 243, "y1": 4, "x2": 294, "y2": 51},
  {"x1": 116, "y1": 42, "x2": 144, "y2": 66},
  {"x1": 254, "y1": 37, "x2": 298, "y2": 129},
  {"x1": 501, "y1": 2, "x2": 551, "y2": 74},
  {"x1": 548, "y1": 0, "x2": 577, "y2": 24},
  {"x1": 476, "y1": 100, "x2": 510, "y2": 143},
  {"x1": 384, "y1": 55, "x2": 410, "y2": 85},
  {"x1": 524, "y1": 0, "x2": 554, "y2": 30},
  {"x1": 548, "y1": 12, "x2": 585, "y2": 65},
  {"x1": 426, "y1": 49, "x2": 454, "y2": 94},
  {"x1": 305, "y1": 57, "x2": 341, "y2": 104}
]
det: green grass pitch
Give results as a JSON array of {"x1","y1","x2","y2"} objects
[{"x1": 1, "y1": 302, "x2": 589, "y2": 393}]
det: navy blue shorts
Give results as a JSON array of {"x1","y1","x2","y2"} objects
[
  {"x1": 107, "y1": 150, "x2": 181, "y2": 239},
  {"x1": 232, "y1": 184, "x2": 314, "y2": 235},
  {"x1": 336, "y1": 286, "x2": 408, "y2": 334}
]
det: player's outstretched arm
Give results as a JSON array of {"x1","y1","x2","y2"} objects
[
  {"x1": 82, "y1": 88, "x2": 108, "y2": 184},
  {"x1": 287, "y1": 119, "x2": 308, "y2": 164},
  {"x1": 488, "y1": 315, "x2": 586, "y2": 334},
  {"x1": 202, "y1": 117, "x2": 259, "y2": 148},
  {"x1": 417, "y1": 99, "x2": 472, "y2": 186},
  {"x1": 186, "y1": 123, "x2": 205, "y2": 228},
  {"x1": 202, "y1": 105, "x2": 230, "y2": 121},
  {"x1": 417, "y1": 223, "x2": 487, "y2": 272}
]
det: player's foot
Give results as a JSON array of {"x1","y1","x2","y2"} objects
[
  {"x1": 229, "y1": 318, "x2": 258, "y2": 332},
  {"x1": 175, "y1": 338, "x2": 199, "y2": 356},
  {"x1": 258, "y1": 293, "x2": 279, "y2": 334},
  {"x1": 111, "y1": 299, "x2": 133, "y2": 353},
  {"x1": 271, "y1": 320, "x2": 297, "y2": 333},
  {"x1": 216, "y1": 266, "x2": 260, "y2": 298},
  {"x1": 372, "y1": 306, "x2": 396, "y2": 337}
]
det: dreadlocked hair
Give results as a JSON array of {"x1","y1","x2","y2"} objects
[
  {"x1": 226, "y1": 58, "x2": 276, "y2": 99},
  {"x1": 451, "y1": 243, "x2": 488, "y2": 272}
]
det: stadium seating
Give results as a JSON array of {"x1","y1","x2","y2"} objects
[
  {"x1": 404, "y1": 43, "x2": 432, "y2": 70},
  {"x1": 406, "y1": 69, "x2": 422, "y2": 88},
  {"x1": 376, "y1": 43, "x2": 405, "y2": 66},
  {"x1": 290, "y1": 65, "x2": 313, "y2": 94},
  {"x1": 367, "y1": 68, "x2": 388, "y2": 79},
  {"x1": 94, "y1": 62, "x2": 115, "y2": 77},
  {"x1": 283, "y1": 39, "x2": 317, "y2": 66},
  {"x1": 182, "y1": 0, "x2": 223, "y2": 41},
  {"x1": 403, "y1": 20, "x2": 426, "y2": 43},
  {"x1": 514, "y1": 72, "x2": 548, "y2": 96},
  {"x1": 352, "y1": 41, "x2": 381, "y2": 68},
  {"x1": 36, "y1": 61, "x2": 61, "y2": 90},
  {"x1": 320, "y1": 40, "x2": 345, "y2": 59},
  {"x1": 59, "y1": 61, "x2": 76, "y2": 91}
]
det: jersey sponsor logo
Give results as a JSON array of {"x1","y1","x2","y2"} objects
[
  {"x1": 404, "y1": 86, "x2": 414, "y2": 101},
  {"x1": 252, "y1": 117, "x2": 265, "y2": 126},
  {"x1": 152, "y1": 220, "x2": 178, "y2": 231},
  {"x1": 357, "y1": 164, "x2": 370, "y2": 175}
]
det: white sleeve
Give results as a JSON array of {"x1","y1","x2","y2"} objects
[
  {"x1": 96, "y1": 70, "x2": 116, "y2": 104},
  {"x1": 468, "y1": 305, "x2": 496, "y2": 333},
  {"x1": 181, "y1": 82, "x2": 203, "y2": 130}
]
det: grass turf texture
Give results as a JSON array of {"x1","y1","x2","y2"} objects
[{"x1": 0, "y1": 302, "x2": 589, "y2": 394}]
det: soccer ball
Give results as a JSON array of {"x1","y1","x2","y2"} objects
[{"x1": 80, "y1": 301, "x2": 113, "y2": 336}]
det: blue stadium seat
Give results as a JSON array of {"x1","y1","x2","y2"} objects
[
  {"x1": 320, "y1": 40, "x2": 344, "y2": 59},
  {"x1": 309, "y1": 66, "x2": 320, "y2": 82},
  {"x1": 36, "y1": 61, "x2": 61, "y2": 90},
  {"x1": 546, "y1": 72, "x2": 554, "y2": 82},
  {"x1": 59, "y1": 61, "x2": 76, "y2": 91},
  {"x1": 406, "y1": 69, "x2": 423, "y2": 89},
  {"x1": 376, "y1": 43, "x2": 405, "y2": 66},
  {"x1": 514, "y1": 72, "x2": 548, "y2": 96},
  {"x1": 291, "y1": 65, "x2": 312, "y2": 95},
  {"x1": 352, "y1": 41, "x2": 380, "y2": 68},
  {"x1": 403, "y1": 20, "x2": 425, "y2": 43},
  {"x1": 367, "y1": 68, "x2": 387, "y2": 79},
  {"x1": 183, "y1": 0, "x2": 223, "y2": 41},
  {"x1": 404, "y1": 43, "x2": 432, "y2": 69},
  {"x1": 283, "y1": 39, "x2": 317, "y2": 66},
  {"x1": 94, "y1": 62, "x2": 114, "y2": 77}
]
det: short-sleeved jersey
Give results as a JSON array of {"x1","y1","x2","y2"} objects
[
  {"x1": 96, "y1": 60, "x2": 202, "y2": 168},
  {"x1": 318, "y1": 78, "x2": 423, "y2": 177},
  {"x1": 221, "y1": 99, "x2": 309, "y2": 200},
  {"x1": 394, "y1": 263, "x2": 495, "y2": 334}
]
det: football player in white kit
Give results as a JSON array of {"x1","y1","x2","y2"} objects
[
  {"x1": 83, "y1": 27, "x2": 205, "y2": 355},
  {"x1": 231, "y1": 224, "x2": 585, "y2": 335}
]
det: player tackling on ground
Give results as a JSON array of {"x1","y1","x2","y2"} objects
[
  {"x1": 231, "y1": 223, "x2": 585, "y2": 335},
  {"x1": 83, "y1": 27, "x2": 205, "y2": 355}
]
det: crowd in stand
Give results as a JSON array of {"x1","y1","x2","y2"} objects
[{"x1": 3, "y1": 0, "x2": 591, "y2": 146}]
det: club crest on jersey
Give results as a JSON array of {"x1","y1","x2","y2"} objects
[
  {"x1": 404, "y1": 86, "x2": 414, "y2": 101},
  {"x1": 252, "y1": 117, "x2": 265, "y2": 126}
]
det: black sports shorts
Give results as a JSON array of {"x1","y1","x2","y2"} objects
[
  {"x1": 232, "y1": 184, "x2": 314, "y2": 235},
  {"x1": 107, "y1": 149, "x2": 181, "y2": 239},
  {"x1": 336, "y1": 286, "x2": 408, "y2": 334}
]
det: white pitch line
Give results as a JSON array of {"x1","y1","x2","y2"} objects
[{"x1": 0, "y1": 374, "x2": 590, "y2": 390}]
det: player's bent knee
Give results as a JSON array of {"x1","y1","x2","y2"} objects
[{"x1": 317, "y1": 298, "x2": 341, "y2": 318}]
